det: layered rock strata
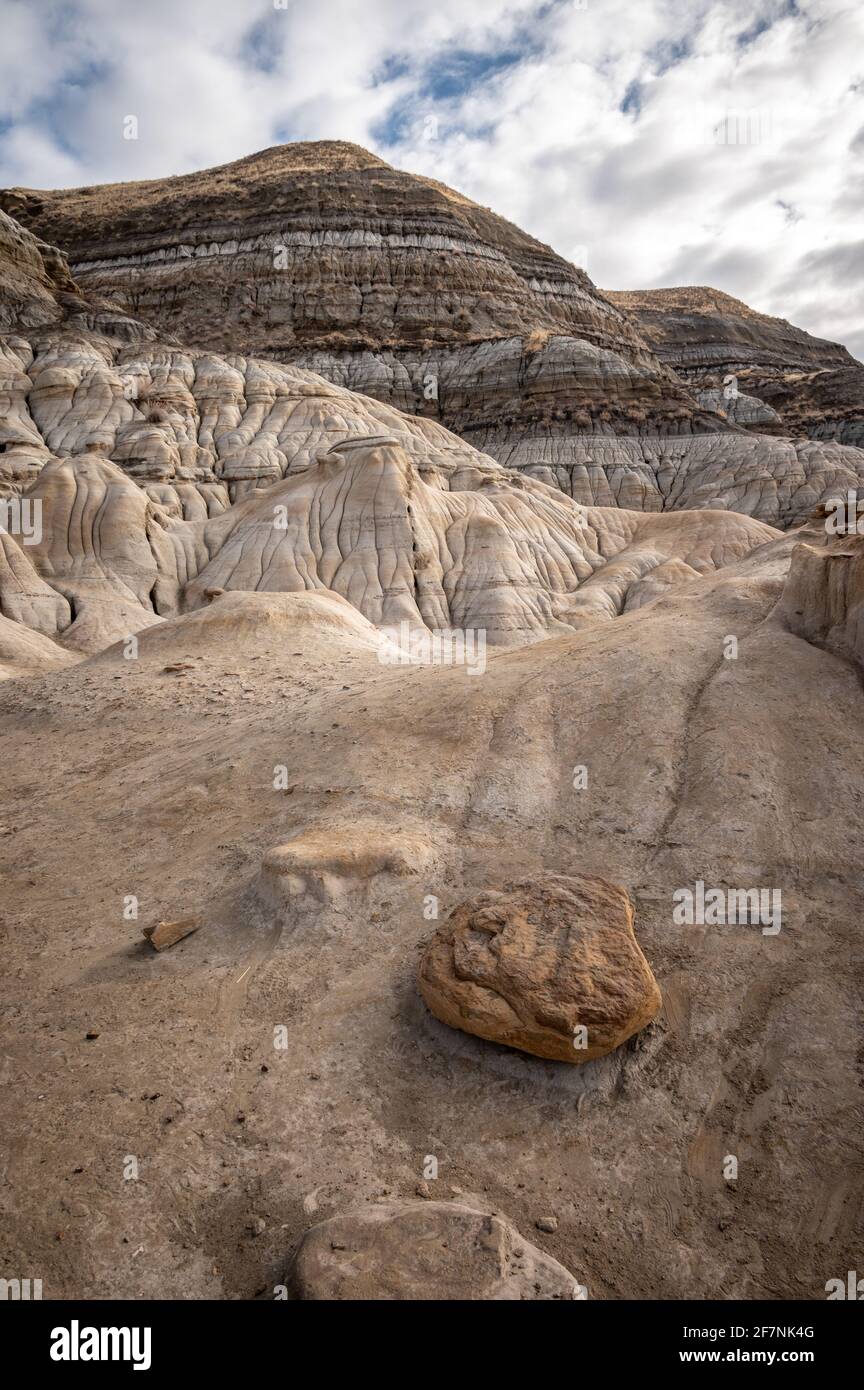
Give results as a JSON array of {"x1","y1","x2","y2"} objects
[
  {"x1": 610, "y1": 286, "x2": 864, "y2": 449},
  {"x1": 7, "y1": 144, "x2": 864, "y2": 511},
  {"x1": 0, "y1": 204, "x2": 787, "y2": 659}
]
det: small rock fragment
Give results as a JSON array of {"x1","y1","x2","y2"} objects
[{"x1": 142, "y1": 915, "x2": 203, "y2": 951}]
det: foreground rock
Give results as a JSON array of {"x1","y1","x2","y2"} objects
[
  {"x1": 289, "y1": 1201, "x2": 581, "y2": 1300},
  {"x1": 419, "y1": 874, "x2": 661, "y2": 1062}
]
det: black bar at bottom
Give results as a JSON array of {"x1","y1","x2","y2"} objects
[{"x1": 3, "y1": 1297, "x2": 857, "y2": 1374}]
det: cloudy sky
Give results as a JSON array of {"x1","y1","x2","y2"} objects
[{"x1": 0, "y1": 0, "x2": 862, "y2": 357}]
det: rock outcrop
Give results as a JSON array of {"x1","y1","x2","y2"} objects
[
  {"x1": 8, "y1": 142, "x2": 864, "y2": 513},
  {"x1": 259, "y1": 822, "x2": 435, "y2": 913},
  {"x1": 0, "y1": 204, "x2": 791, "y2": 656},
  {"x1": 610, "y1": 286, "x2": 864, "y2": 449},
  {"x1": 176, "y1": 437, "x2": 781, "y2": 644},
  {"x1": 778, "y1": 527, "x2": 864, "y2": 670},
  {"x1": 0, "y1": 142, "x2": 716, "y2": 441},
  {"x1": 418, "y1": 875, "x2": 661, "y2": 1062},
  {"x1": 288, "y1": 1201, "x2": 581, "y2": 1299},
  {"x1": 0, "y1": 421, "x2": 782, "y2": 656},
  {"x1": 0, "y1": 609, "x2": 75, "y2": 679}
]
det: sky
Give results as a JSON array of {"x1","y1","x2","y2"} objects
[{"x1": 0, "y1": 0, "x2": 862, "y2": 358}]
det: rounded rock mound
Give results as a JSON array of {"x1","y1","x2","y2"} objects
[
  {"x1": 418, "y1": 873, "x2": 661, "y2": 1063},
  {"x1": 288, "y1": 1200, "x2": 581, "y2": 1300}
]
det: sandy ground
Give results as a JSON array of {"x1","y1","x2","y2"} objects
[{"x1": 0, "y1": 566, "x2": 862, "y2": 1300}]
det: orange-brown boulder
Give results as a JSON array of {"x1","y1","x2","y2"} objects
[{"x1": 418, "y1": 874, "x2": 661, "y2": 1063}]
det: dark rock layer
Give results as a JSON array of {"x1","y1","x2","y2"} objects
[{"x1": 609, "y1": 286, "x2": 864, "y2": 449}]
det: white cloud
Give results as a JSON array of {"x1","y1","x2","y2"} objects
[{"x1": 0, "y1": 0, "x2": 861, "y2": 358}]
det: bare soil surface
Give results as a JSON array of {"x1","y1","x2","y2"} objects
[{"x1": 1, "y1": 564, "x2": 861, "y2": 1300}]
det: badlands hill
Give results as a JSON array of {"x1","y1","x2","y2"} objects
[
  {"x1": 0, "y1": 203, "x2": 784, "y2": 667},
  {"x1": 6, "y1": 141, "x2": 864, "y2": 512},
  {"x1": 0, "y1": 158, "x2": 863, "y2": 1301},
  {"x1": 610, "y1": 286, "x2": 864, "y2": 447}
]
